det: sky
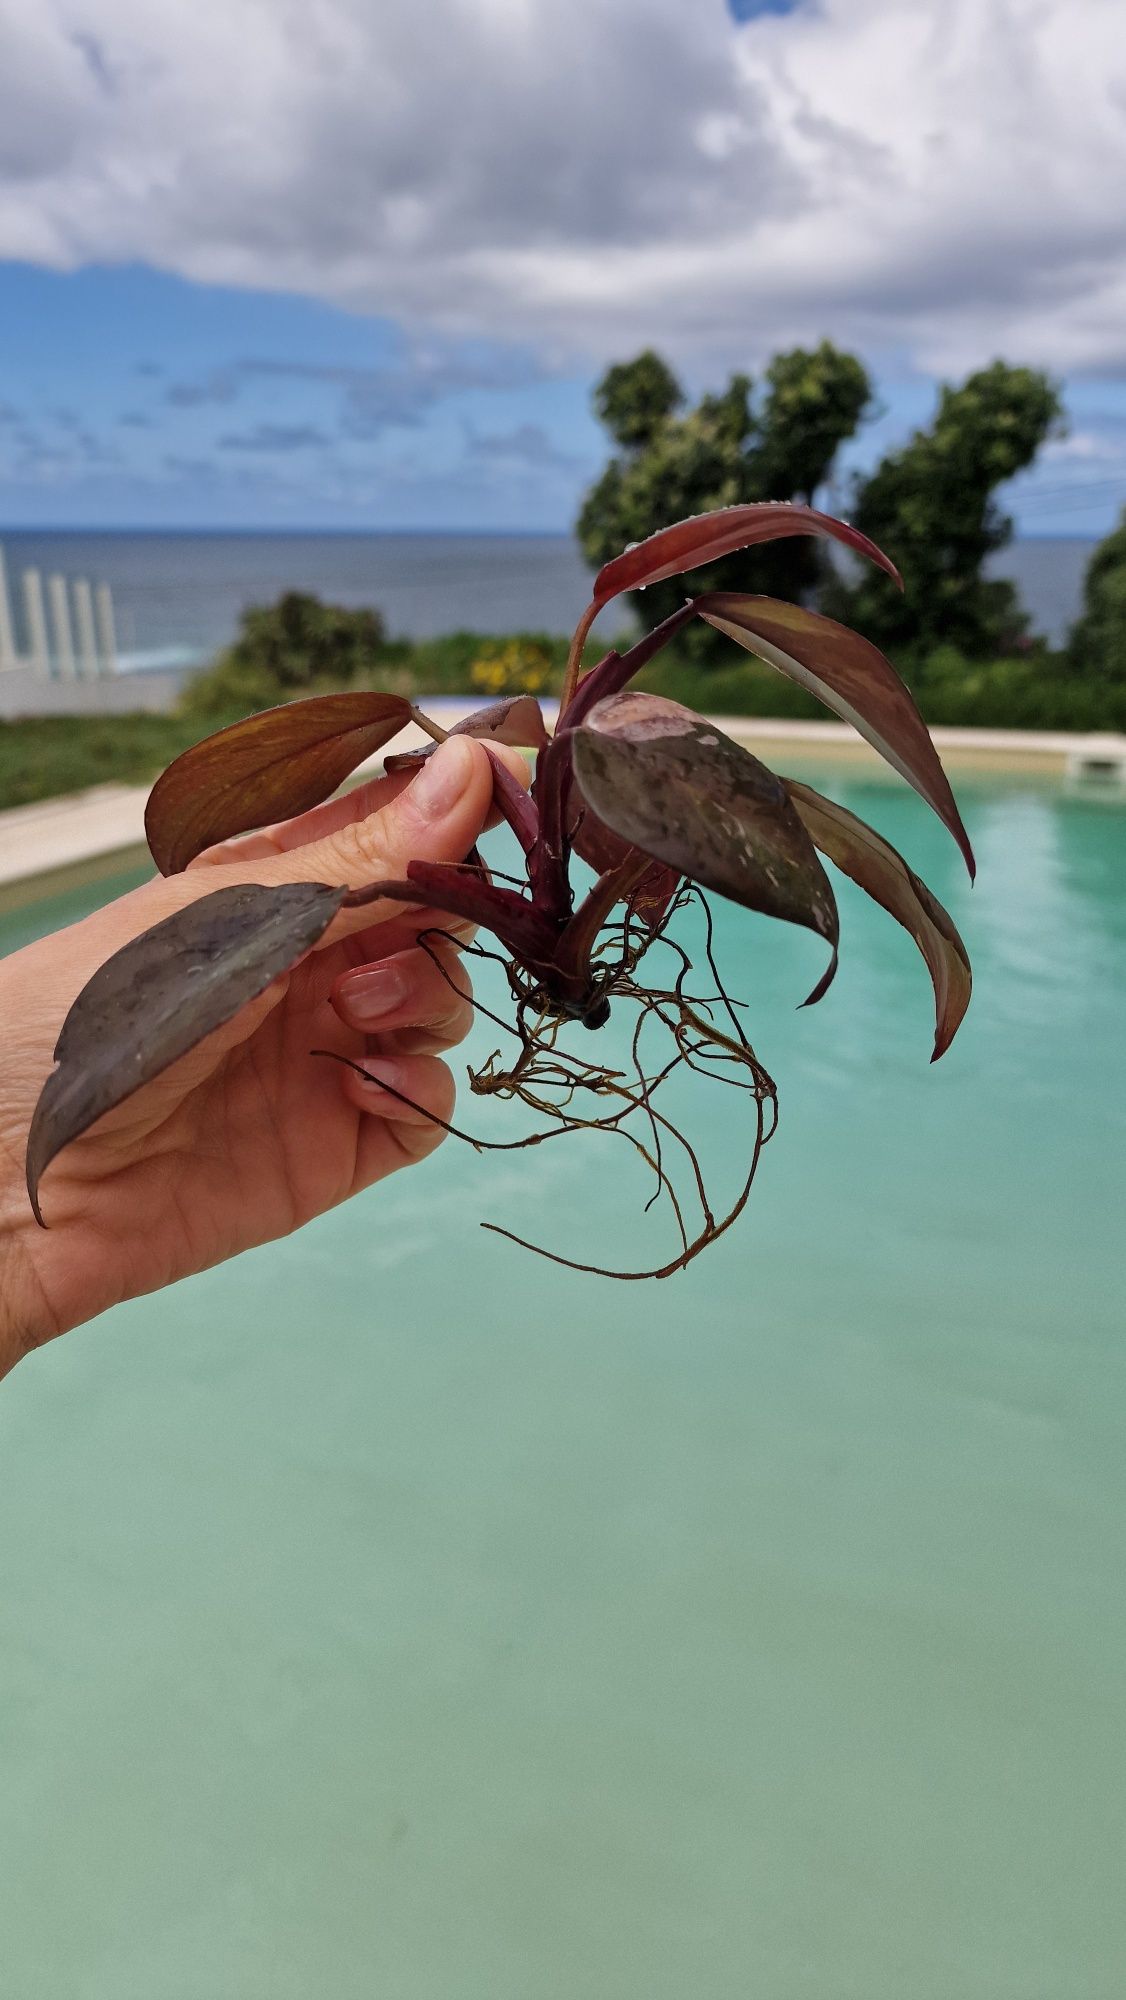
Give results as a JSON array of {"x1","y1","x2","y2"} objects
[{"x1": 1, "y1": 0, "x2": 1124, "y2": 535}]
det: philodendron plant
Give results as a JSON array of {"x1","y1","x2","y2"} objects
[{"x1": 26, "y1": 503, "x2": 974, "y2": 1277}]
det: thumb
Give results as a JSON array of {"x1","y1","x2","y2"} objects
[{"x1": 231, "y1": 734, "x2": 506, "y2": 924}]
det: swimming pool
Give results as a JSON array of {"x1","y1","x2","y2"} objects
[{"x1": 1, "y1": 764, "x2": 1124, "y2": 1997}]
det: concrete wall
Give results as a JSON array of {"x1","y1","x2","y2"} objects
[{"x1": 0, "y1": 667, "x2": 185, "y2": 720}]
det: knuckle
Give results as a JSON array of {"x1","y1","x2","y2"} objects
[{"x1": 328, "y1": 814, "x2": 392, "y2": 880}]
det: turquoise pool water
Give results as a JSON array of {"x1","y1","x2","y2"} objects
[{"x1": 1, "y1": 768, "x2": 1124, "y2": 1998}]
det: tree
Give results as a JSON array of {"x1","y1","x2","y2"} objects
[
  {"x1": 1068, "y1": 509, "x2": 1126, "y2": 686},
  {"x1": 827, "y1": 362, "x2": 1063, "y2": 663},
  {"x1": 594, "y1": 349, "x2": 682, "y2": 447},
  {"x1": 577, "y1": 343, "x2": 871, "y2": 659}
]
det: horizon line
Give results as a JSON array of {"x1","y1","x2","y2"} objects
[{"x1": 0, "y1": 523, "x2": 1105, "y2": 542}]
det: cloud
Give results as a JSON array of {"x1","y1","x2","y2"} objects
[
  {"x1": 165, "y1": 368, "x2": 239, "y2": 408},
  {"x1": 0, "y1": 1, "x2": 1123, "y2": 378},
  {"x1": 246, "y1": 347, "x2": 550, "y2": 437},
  {"x1": 217, "y1": 421, "x2": 330, "y2": 452},
  {"x1": 160, "y1": 343, "x2": 551, "y2": 439},
  {"x1": 1, "y1": 414, "x2": 120, "y2": 479},
  {"x1": 466, "y1": 421, "x2": 584, "y2": 472}
]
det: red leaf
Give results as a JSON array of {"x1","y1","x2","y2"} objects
[
  {"x1": 344, "y1": 861, "x2": 557, "y2": 969},
  {"x1": 695, "y1": 593, "x2": 975, "y2": 878},
  {"x1": 146, "y1": 692, "x2": 414, "y2": 875},
  {"x1": 592, "y1": 502, "x2": 901, "y2": 609},
  {"x1": 787, "y1": 780, "x2": 972, "y2": 1059}
]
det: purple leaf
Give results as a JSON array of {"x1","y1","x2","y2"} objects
[
  {"x1": 146, "y1": 692, "x2": 415, "y2": 874},
  {"x1": 786, "y1": 780, "x2": 972, "y2": 1059},
  {"x1": 571, "y1": 693, "x2": 838, "y2": 987},
  {"x1": 533, "y1": 724, "x2": 680, "y2": 932},
  {"x1": 694, "y1": 593, "x2": 975, "y2": 877},
  {"x1": 26, "y1": 882, "x2": 346, "y2": 1223}
]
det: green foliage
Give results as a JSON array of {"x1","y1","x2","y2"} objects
[
  {"x1": 0, "y1": 711, "x2": 239, "y2": 813},
  {"x1": 577, "y1": 342, "x2": 871, "y2": 659},
  {"x1": 181, "y1": 592, "x2": 389, "y2": 717},
  {"x1": 594, "y1": 349, "x2": 683, "y2": 447},
  {"x1": 917, "y1": 647, "x2": 1126, "y2": 730},
  {"x1": 1068, "y1": 509, "x2": 1126, "y2": 685},
  {"x1": 827, "y1": 362, "x2": 1063, "y2": 660},
  {"x1": 636, "y1": 639, "x2": 1126, "y2": 734}
]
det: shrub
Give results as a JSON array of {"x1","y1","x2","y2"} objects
[
  {"x1": 181, "y1": 592, "x2": 388, "y2": 717},
  {"x1": 470, "y1": 637, "x2": 555, "y2": 699},
  {"x1": 1068, "y1": 510, "x2": 1126, "y2": 686}
]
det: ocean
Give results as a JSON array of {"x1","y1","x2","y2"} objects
[{"x1": 0, "y1": 529, "x2": 1097, "y2": 671}]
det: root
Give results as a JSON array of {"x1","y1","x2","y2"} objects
[{"x1": 327, "y1": 890, "x2": 778, "y2": 1280}]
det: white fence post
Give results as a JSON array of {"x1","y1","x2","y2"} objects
[
  {"x1": 0, "y1": 545, "x2": 16, "y2": 671},
  {"x1": 73, "y1": 579, "x2": 99, "y2": 680},
  {"x1": 23, "y1": 569, "x2": 50, "y2": 678},
  {"x1": 95, "y1": 582, "x2": 118, "y2": 676},
  {"x1": 47, "y1": 573, "x2": 77, "y2": 679}
]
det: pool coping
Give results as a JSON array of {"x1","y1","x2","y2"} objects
[{"x1": 2, "y1": 706, "x2": 1124, "y2": 912}]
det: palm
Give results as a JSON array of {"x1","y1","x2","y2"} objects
[
  {"x1": 12, "y1": 919, "x2": 451, "y2": 1336},
  {"x1": 0, "y1": 736, "x2": 512, "y2": 1374}
]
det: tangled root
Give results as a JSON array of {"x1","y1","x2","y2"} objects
[{"x1": 323, "y1": 887, "x2": 778, "y2": 1280}]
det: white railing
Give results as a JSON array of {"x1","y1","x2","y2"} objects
[{"x1": 0, "y1": 544, "x2": 119, "y2": 679}]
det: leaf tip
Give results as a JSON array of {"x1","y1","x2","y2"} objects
[
  {"x1": 800, "y1": 944, "x2": 839, "y2": 1009},
  {"x1": 25, "y1": 1121, "x2": 49, "y2": 1229}
]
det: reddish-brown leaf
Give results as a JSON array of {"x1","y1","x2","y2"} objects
[
  {"x1": 787, "y1": 780, "x2": 972, "y2": 1059},
  {"x1": 451, "y1": 694, "x2": 550, "y2": 750},
  {"x1": 695, "y1": 593, "x2": 975, "y2": 877},
  {"x1": 591, "y1": 503, "x2": 901, "y2": 609},
  {"x1": 146, "y1": 691, "x2": 414, "y2": 874},
  {"x1": 571, "y1": 693, "x2": 838, "y2": 988}
]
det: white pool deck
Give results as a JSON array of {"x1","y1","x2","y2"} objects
[{"x1": 2, "y1": 702, "x2": 1124, "y2": 909}]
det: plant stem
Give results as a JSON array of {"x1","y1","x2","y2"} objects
[
  {"x1": 559, "y1": 601, "x2": 599, "y2": 716},
  {"x1": 410, "y1": 706, "x2": 450, "y2": 746}
]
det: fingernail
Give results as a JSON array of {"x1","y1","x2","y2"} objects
[
  {"x1": 409, "y1": 737, "x2": 475, "y2": 818},
  {"x1": 356, "y1": 1057, "x2": 407, "y2": 1099},
  {"x1": 341, "y1": 958, "x2": 413, "y2": 1024}
]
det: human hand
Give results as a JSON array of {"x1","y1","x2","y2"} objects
[{"x1": 0, "y1": 736, "x2": 523, "y2": 1379}]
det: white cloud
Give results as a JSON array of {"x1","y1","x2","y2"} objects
[{"x1": 1, "y1": 0, "x2": 1124, "y2": 377}]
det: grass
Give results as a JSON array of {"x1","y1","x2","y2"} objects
[{"x1": 0, "y1": 711, "x2": 242, "y2": 813}]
